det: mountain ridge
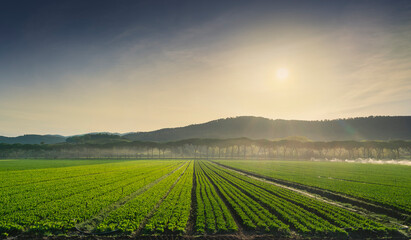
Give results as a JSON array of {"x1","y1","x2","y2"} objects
[
  {"x1": 122, "y1": 116, "x2": 411, "y2": 142},
  {"x1": 0, "y1": 134, "x2": 66, "y2": 144},
  {"x1": 1, "y1": 116, "x2": 410, "y2": 144}
]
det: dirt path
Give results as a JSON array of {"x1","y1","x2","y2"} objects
[
  {"x1": 209, "y1": 161, "x2": 411, "y2": 240},
  {"x1": 210, "y1": 161, "x2": 410, "y2": 231},
  {"x1": 212, "y1": 162, "x2": 349, "y2": 210},
  {"x1": 184, "y1": 161, "x2": 197, "y2": 235}
]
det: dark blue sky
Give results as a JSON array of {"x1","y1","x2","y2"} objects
[
  {"x1": 1, "y1": 0, "x2": 402, "y2": 80},
  {"x1": 1, "y1": 0, "x2": 407, "y2": 81},
  {"x1": 1, "y1": 0, "x2": 410, "y2": 136}
]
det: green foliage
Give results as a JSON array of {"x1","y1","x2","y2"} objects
[
  {"x1": 0, "y1": 159, "x2": 403, "y2": 238},
  {"x1": 96, "y1": 161, "x2": 192, "y2": 233},
  {"x1": 66, "y1": 133, "x2": 128, "y2": 144},
  {"x1": 0, "y1": 160, "x2": 184, "y2": 235},
  {"x1": 195, "y1": 161, "x2": 237, "y2": 233},
  {"x1": 143, "y1": 162, "x2": 193, "y2": 234},
  {"x1": 215, "y1": 160, "x2": 411, "y2": 213},
  {"x1": 202, "y1": 161, "x2": 393, "y2": 236}
]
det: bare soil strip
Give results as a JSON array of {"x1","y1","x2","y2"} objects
[
  {"x1": 76, "y1": 162, "x2": 187, "y2": 233},
  {"x1": 211, "y1": 161, "x2": 409, "y2": 221},
  {"x1": 185, "y1": 161, "x2": 197, "y2": 235}
]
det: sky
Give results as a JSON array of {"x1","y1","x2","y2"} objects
[{"x1": 1, "y1": 0, "x2": 411, "y2": 136}]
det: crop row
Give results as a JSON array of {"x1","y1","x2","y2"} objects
[
  {"x1": 96, "y1": 161, "x2": 192, "y2": 233},
  {"x1": 195, "y1": 161, "x2": 237, "y2": 233},
  {"x1": 204, "y1": 161, "x2": 394, "y2": 236},
  {"x1": 1, "y1": 162, "x2": 180, "y2": 218},
  {"x1": 0, "y1": 159, "x2": 400, "y2": 238},
  {"x1": 0, "y1": 161, "x2": 184, "y2": 234},
  {"x1": 0, "y1": 161, "x2": 178, "y2": 213},
  {"x1": 0, "y1": 160, "x2": 139, "y2": 188},
  {"x1": 144, "y1": 161, "x2": 194, "y2": 233},
  {"x1": 213, "y1": 163, "x2": 387, "y2": 232},
  {"x1": 198, "y1": 161, "x2": 289, "y2": 232},
  {"x1": 213, "y1": 160, "x2": 411, "y2": 213}
]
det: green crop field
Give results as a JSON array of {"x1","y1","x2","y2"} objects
[
  {"x1": 0, "y1": 159, "x2": 408, "y2": 239},
  {"x1": 214, "y1": 160, "x2": 411, "y2": 214}
]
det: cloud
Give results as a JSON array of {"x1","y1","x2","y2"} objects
[{"x1": 1, "y1": 1, "x2": 411, "y2": 135}]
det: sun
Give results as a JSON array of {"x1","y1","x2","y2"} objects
[{"x1": 276, "y1": 68, "x2": 289, "y2": 80}]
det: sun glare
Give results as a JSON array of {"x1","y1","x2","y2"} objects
[{"x1": 276, "y1": 68, "x2": 289, "y2": 80}]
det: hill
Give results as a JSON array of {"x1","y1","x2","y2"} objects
[
  {"x1": 123, "y1": 116, "x2": 411, "y2": 142},
  {"x1": 66, "y1": 133, "x2": 130, "y2": 144},
  {"x1": 0, "y1": 134, "x2": 66, "y2": 144},
  {"x1": 1, "y1": 116, "x2": 410, "y2": 144}
]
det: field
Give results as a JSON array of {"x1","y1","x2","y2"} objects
[
  {"x1": 213, "y1": 160, "x2": 411, "y2": 214},
  {"x1": 0, "y1": 159, "x2": 409, "y2": 239}
]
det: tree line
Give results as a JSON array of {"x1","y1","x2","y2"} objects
[{"x1": 0, "y1": 138, "x2": 410, "y2": 160}]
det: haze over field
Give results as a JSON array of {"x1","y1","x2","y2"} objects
[
  {"x1": 0, "y1": 0, "x2": 411, "y2": 137},
  {"x1": 1, "y1": 116, "x2": 410, "y2": 144},
  {"x1": 1, "y1": 3, "x2": 411, "y2": 238}
]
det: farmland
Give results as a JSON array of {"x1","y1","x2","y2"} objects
[
  {"x1": 0, "y1": 159, "x2": 409, "y2": 239},
  {"x1": 213, "y1": 160, "x2": 411, "y2": 214}
]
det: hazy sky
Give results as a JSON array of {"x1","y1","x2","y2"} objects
[{"x1": 1, "y1": 0, "x2": 411, "y2": 136}]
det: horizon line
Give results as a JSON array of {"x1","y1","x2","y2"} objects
[{"x1": 1, "y1": 115, "x2": 410, "y2": 138}]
